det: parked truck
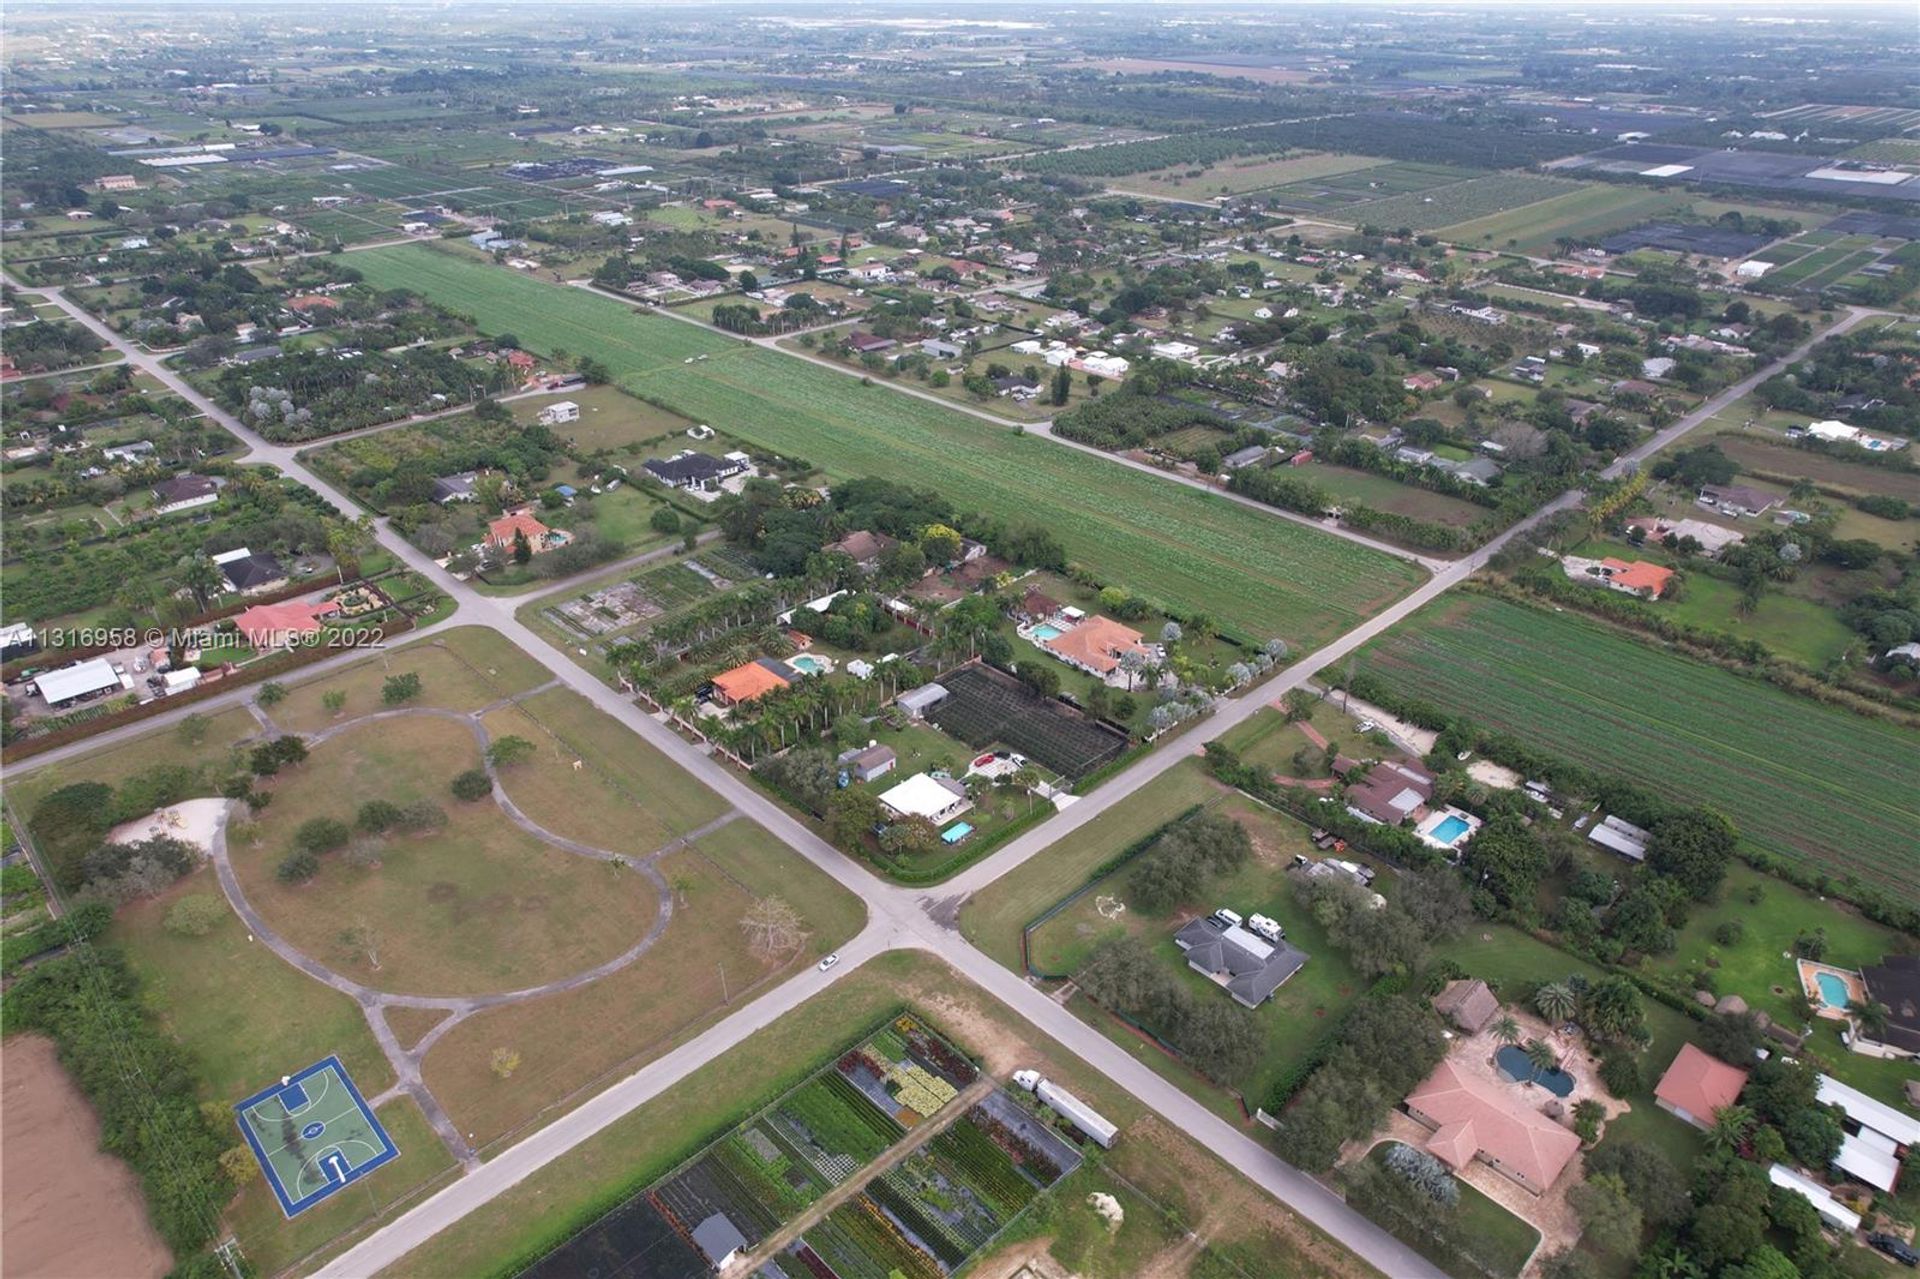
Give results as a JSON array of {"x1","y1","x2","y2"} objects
[{"x1": 1012, "y1": 1070, "x2": 1118, "y2": 1148}]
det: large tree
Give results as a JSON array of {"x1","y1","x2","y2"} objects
[
  {"x1": 1648, "y1": 809, "x2": 1737, "y2": 900},
  {"x1": 1461, "y1": 817, "x2": 1548, "y2": 909}
]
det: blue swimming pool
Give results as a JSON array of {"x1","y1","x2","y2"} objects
[
  {"x1": 788, "y1": 654, "x2": 828, "y2": 675},
  {"x1": 941, "y1": 822, "x2": 974, "y2": 845},
  {"x1": 1814, "y1": 971, "x2": 1853, "y2": 1009},
  {"x1": 1429, "y1": 814, "x2": 1472, "y2": 844},
  {"x1": 1496, "y1": 1045, "x2": 1576, "y2": 1097},
  {"x1": 1030, "y1": 624, "x2": 1064, "y2": 642}
]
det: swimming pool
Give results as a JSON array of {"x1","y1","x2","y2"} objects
[
  {"x1": 1496, "y1": 1045, "x2": 1576, "y2": 1098},
  {"x1": 1429, "y1": 815, "x2": 1472, "y2": 844},
  {"x1": 941, "y1": 822, "x2": 974, "y2": 845},
  {"x1": 1814, "y1": 971, "x2": 1853, "y2": 1009},
  {"x1": 788, "y1": 654, "x2": 828, "y2": 675},
  {"x1": 1030, "y1": 624, "x2": 1065, "y2": 642}
]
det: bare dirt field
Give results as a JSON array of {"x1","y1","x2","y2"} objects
[{"x1": 1, "y1": 1034, "x2": 172, "y2": 1279}]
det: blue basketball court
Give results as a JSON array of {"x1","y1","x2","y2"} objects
[{"x1": 235, "y1": 1056, "x2": 399, "y2": 1217}]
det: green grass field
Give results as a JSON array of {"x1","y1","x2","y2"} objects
[
  {"x1": 347, "y1": 247, "x2": 1425, "y2": 647},
  {"x1": 1436, "y1": 185, "x2": 1680, "y2": 254},
  {"x1": 1346, "y1": 173, "x2": 1578, "y2": 233},
  {"x1": 1358, "y1": 595, "x2": 1920, "y2": 897}
]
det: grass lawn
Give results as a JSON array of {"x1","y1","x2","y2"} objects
[
  {"x1": 565, "y1": 482, "x2": 681, "y2": 554},
  {"x1": 1115, "y1": 152, "x2": 1388, "y2": 200},
  {"x1": 960, "y1": 760, "x2": 1225, "y2": 970},
  {"x1": 9, "y1": 705, "x2": 258, "y2": 815},
  {"x1": 266, "y1": 627, "x2": 551, "y2": 736},
  {"x1": 1218, "y1": 697, "x2": 1380, "y2": 778},
  {"x1": 1343, "y1": 1143, "x2": 1540, "y2": 1279},
  {"x1": 1029, "y1": 785, "x2": 1369, "y2": 1110},
  {"x1": 419, "y1": 814, "x2": 864, "y2": 1149},
  {"x1": 1303, "y1": 463, "x2": 1490, "y2": 532},
  {"x1": 230, "y1": 715, "x2": 659, "y2": 996},
  {"x1": 380, "y1": 949, "x2": 1374, "y2": 1279},
  {"x1": 349, "y1": 245, "x2": 1426, "y2": 648},
  {"x1": 482, "y1": 685, "x2": 730, "y2": 849},
  {"x1": 508, "y1": 384, "x2": 697, "y2": 455}
]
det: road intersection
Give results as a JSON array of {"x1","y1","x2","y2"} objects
[{"x1": 13, "y1": 275, "x2": 1887, "y2": 1279}]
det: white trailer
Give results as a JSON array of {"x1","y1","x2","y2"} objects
[{"x1": 1012, "y1": 1070, "x2": 1118, "y2": 1149}]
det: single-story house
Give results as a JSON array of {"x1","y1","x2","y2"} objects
[
  {"x1": 1700, "y1": 484, "x2": 1780, "y2": 518},
  {"x1": 537, "y1": 400, "x2": 580, "y2": 426},
  {"x1": 895, "y1": 682, "x2": 949, "y2": 719},
  {"x1": 642, "y1": 450, "x2": 748, "y2": 493},
  {"x1": 150, "y1": 474, "x2": 219, "y2": 516},
  {"x1": 920, "y1": 338, "x2": 962, "y2": 360},
  {"x1": 1404, "y1": 1059, "x2": 1582, "y2": 1195},
  {"x1": 1818, "y1": 1073, "x2": 1920, "y2": 1193},
  {"x1": 431, "y1": 471, "x2": 479, "y2": 504},
  {"x1": 878, "y1": 772, "x2": 971, "y2": 824},
  {"x1": 837, "y1": 743, "x2": 897, "y2": 784},
  {"x1": 1223, "y1": 444, "x2": 1270, "y2": 470},
  {"x1": 826, "y1": 530, "x2": 900, "y2": 573},
  {"x1": 1341, "y1": 758, "x2": 1435, "y2": 827},
  {"x1": 1404, "y1": 371, "x2": 1444, "y2": 393},
  {"x1": 1856, "y1": 955, "x2": 1920, "y2": 1058},
  {"x1": 213, "y1": 547, "x2": 288, "y2": 594},
  {"x1": 1446, "y1": 457, "x2": 1502, "y2": 487},
  {"x1": 710, "y1": 659, "x2": 793, "y2": 706},
  {"x1": 1433, "y1": 978, "x2": 1500, "y2": 1035},
  {"x1": 486, "y1": 511, "x2": 566, "y2": 556},
  {"x1": 1039, "y1": 615, "x2": 1147, "y2": 677},
  {"x1": 1588, "y1": 814, "x2": 1652, "y2": 862},
  {"x1": 1173, "y1": 916, "x2": 1309, "y2": 1009},
  {"x1": 1628, "y1": 517, "x2": 1744, "y2": 557},
  {"x1": 1597, "y1": 557, "x2": 1674, "y2": 600},
  {"x1": 1768, "y1": 1164, "x2": 1861, "y2": 1233},
  {"x1": 1654, "y1": 1042, "x2": 1749, "y2": 1130},
  {"x1": 846, "y1": 332, "x2": 896, "y2": 355},
  {"x1": 102, "y1": 440, "x2": 157, "y2": 464},
  {"x1": 32, "y1": 657, "x2": 127, "y2": 707},
  {"x1": 233, "y1": 598, "x2": 343, "y2": 648}
]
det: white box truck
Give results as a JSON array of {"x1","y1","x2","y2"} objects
[{"x1": 1012, "y1": 1070, "x2": 1118, "y2": 1148}]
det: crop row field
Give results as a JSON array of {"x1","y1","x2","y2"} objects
[
  {"x1": 348, "y1": 247, "x2": 1424, "y2": 647},
  {"x1": 1113, "y1": 152, "x2": 1388, "y2": 200},
  {"x1": 523, "y1": 1015, "x2": 1079, "y2": 1279},
  {"x1": 1342, "y1": 173, "x2": 1579, "y2": 232},
  {"x1": 1261, "y1": 161, "x2": 1480, "y2": 212},
  {"x1": 1435, "y1": 185, "x2": 1684, "y2": 253},
  {"x1": 1357, "y1": 595, "x2": 1920, "y2": 897}
]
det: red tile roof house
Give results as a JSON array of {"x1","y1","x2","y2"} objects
[
  {"x1": 1654, "y1": 1043, "x2": 1749, "y2": 1130},
  {"x1": 1599, "y1": 557, "x2": 1675, "y2": 600},
  {"x1": 485, "y1": 510, "x2": 569, "y2": 556},
  {"x1": 233, "y1": 598, "x2": 342, "y2": 648},
  {"x1": 1404, "y1": 1059, "x2": 1583, "y2": 1196}
]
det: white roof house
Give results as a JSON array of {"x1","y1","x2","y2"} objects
[
  {"x1": 878, "y1": 773, "x2": 971, "y2": 823},
  {"x1": 1768, "y1": 1164, "x2": 1861, "y2": 1233},
  {"x1": 1806, "y1": 420, "x2": 1860, "y2": 443},
  {"x1": 33, "y1": 657, "x2": 125, "y2": 705},
  {"x1": 538, "y1": 400, "x2": 581, "y2": 426}
]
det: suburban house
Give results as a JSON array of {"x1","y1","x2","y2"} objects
[
  {"x1": 1562, "y1": 555, "x2": 1675, "y2": 600},
  {"x1": 642, "y1": 449, "x2": 748, "y2": 493},
  {"x1": 1818, "y1": 1073, "x2": 1919, "y2": 1193},
  {"x1": 836, "y1": 743, "x2": 897, "y2": 784},
  {"x1": 846, "y1": 332, "x2": 896, "y2": 355},
  {"x1": 1444, "y1": 457, "x2": 1502, "y2": 487},
  {"x1": 213, "y1": 547, "x2": 288, "y2": 595},
  {"x1": 485, "y1": 510, "x2": 567, "y2": 556},
  {"x1": 431, "y1": 472, "x2": 479, "y2": 504},
  {"x1": 1340, "y1": 758, "x2": 1436, "y2": 827},
  {"x1": 102, "y1": 439, "x2": 157, "y2": 464},
  {"x1": 1699, "y1": 484, "x2": 1780, "y2": 518},
  {"x1": 233, "y1": 598, "x2": 343, "y2": 648},
  {"x1": 877, "y1": 772, "x2": 971, "y2": 825},
  {"x1": 537, "y1": 400, "x2": 581, "y2": 426},
  {"x1": 150, "y1": 474, "x2": 220, "y2": 516},
  {"x1": 1856, "y1": 955, "x2": 1920, "y2": 1059},
  {"x1": 1038, "y1": 615, "x2": 1148, "y2": 680},
  {"x1": 1628, "y1": 516, "x2": 1744, "y2": 557},
  {"x1": 1173, "y1": 916, "x2": 1308, "y2": 1009},
  {"x1": 1432, "y1": 979, "x2": 1500, "y2": 1035},
  {"x1": 709, "y1": 659, "x2": 794, "y2": 707},
  {"x1": 1403, "y1": 1059, "x2": 1582, "y2": 1195},
  {"x1": 895, "y1": 682, "x2": 949, "y2": 719},
  {"x1": 1654, "y1": 1043, "x2": 1749, "y2": 1129},
  {"x1": 826, "y1": 530, "x2": 900, "y2": 573}
]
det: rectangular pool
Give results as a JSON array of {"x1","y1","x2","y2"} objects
[
  {"x1": 1430, "y1": 814, "x2": 1472, "y2": 844},
  {"x1": 941, "y1": 822, "x2": 974, "y2": 845}
]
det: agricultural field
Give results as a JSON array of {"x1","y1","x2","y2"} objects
[
  {"x1": 1113, "y1": 152, "x2": 1386, "y2": 200},
  {"x1": 1260, "y1": 161, "x2": 1482, "y2": 214},
  {"x1": 1435, "y1": 185, "x2": 1683, "y2": 253},
  {"x1": 1357, "y1": 594, "x2": 1920, "y2": 896},
  {"x1": 522, "y1": 1015, "x2": 1078, "y2": 1279},
  {"x1": 1342, "y1": 173, "x2": 1580, "y2": 233},
  {"x1": 346, "y1": 247, "x2": 1425, "y2": 647}
]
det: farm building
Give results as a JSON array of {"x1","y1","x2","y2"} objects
[
  {"x1": 538, "y1": 400, "x2": 581, "y2": 426},
  {"x1": 1653, "y1": 1043, "x2": 1749, "y2": 1130},
  {"x1": 837, "y1": 743, "x2": 897, "y2": 783},
  {"x1": 32, "y1": 658, "x2": 129, "y2": 708},
  {"x1": 1588, "y1": 814, "x2": 1653, "y2": 862},
  {"x1": 1768, "y1": 1165, "x2": 1861, "y2": 1233},
  {"x1": 1403, "y1": 1059, "x2": 1581, "y2": 1195},
  {"x1": 895, "y1": 682, "x2": 950, "y2": 719},
  {"x1": 1818, "y1": 1073, "x2": 1919, "y2": 1191}
]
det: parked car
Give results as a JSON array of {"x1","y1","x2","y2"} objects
[
  {"x1": 1355, "y1": 718, "x2": 1377, "y2": 733},
  {"x1": 1212, "y1": 908, "x2": 1243, "y2": 929},
  {"x1": 818, "y1": 953, "x2": 840, "y2": 972},
  {"x1": 1868, "y1": 1234, "x2": 1919, "y2": 1267}
]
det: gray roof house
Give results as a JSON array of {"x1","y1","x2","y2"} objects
[
  {"x1": 1446, "y1": 457, "x2": 1502, "y2": 486},
  {"x1": 1173, "y1": 917, "x2": 1308, "y2": 1009},
  {"x1": 431, "y1": 471, "x2": 479, "y2": 503},
  {"x1": 214, "y1": 549, "x2": 288, "y2": 594},
  {"x1": 896, "y1": 682, "x2": 950, "y2": 719},
  {"x1": 1223, "y1": 444, "x2": 1270, "y2": 470},
  {"x1": 837, "y1": 742, "x2": 898, "y2": 783}
]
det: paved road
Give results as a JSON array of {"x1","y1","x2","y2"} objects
[{"x1": 21, "y1": 276, "x2": 1887, "y2": 1279}]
